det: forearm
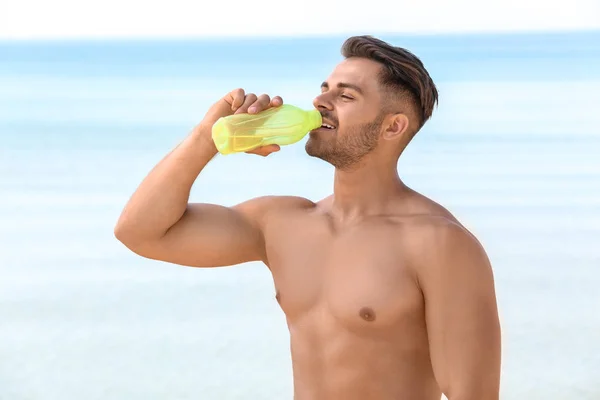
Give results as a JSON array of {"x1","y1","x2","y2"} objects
[{"x1": 114, "y1": 125, "x2": 217, "y2": 241}]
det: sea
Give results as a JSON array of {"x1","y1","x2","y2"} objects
[{"x1": 1, "y1": 31, "x2": 600, "y2": 400}]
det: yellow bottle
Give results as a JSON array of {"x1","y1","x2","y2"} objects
[{"x1": 211, "y1": 104, "x2": 322, "y2": 155}]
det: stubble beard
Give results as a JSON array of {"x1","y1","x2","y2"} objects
[{"x1": 305, "y1": 115, "x2": 384, "y2": 170}]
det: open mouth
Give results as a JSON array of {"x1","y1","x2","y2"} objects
[
  {"x1": 321, "y1": 123, "x2": 336, "y2": 130},
  {"x1": 310, "y1": 120, "x2": 337, "y2": 135}
]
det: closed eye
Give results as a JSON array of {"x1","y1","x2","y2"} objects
[{"x1": 341, "y1": 94, "x2": 354, "y2": 100}]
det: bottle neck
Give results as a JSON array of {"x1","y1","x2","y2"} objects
[{"x1": 306, "y1": 109, "x2": 323, "y2": 130}]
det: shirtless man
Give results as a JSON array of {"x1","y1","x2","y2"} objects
[{"x1": 114, "y1": 35, "x2": 501, "y2": 400}]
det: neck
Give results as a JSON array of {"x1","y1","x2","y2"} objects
[{"x1": 331, "y1": 154, "x2": 405, "y2": 221}]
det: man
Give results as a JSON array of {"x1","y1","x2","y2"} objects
[{"x1": 115, "y1": 35, "x2": 501, "y2": 400}]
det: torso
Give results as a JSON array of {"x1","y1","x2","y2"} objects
[{"x1": 261, "y1": 193, "x2": 454, "y2": 400}]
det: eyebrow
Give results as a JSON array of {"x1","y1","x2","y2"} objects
[{"x1": 320, "y1": 81, "x2": 364, "y2": 95}]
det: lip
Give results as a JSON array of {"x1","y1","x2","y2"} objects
[
  {"x1": 321, "y1": 118, "x2": 337, "y2": 129},
  {"x1": 311, "y1": 126, "x2": 337, "y2": 134}
]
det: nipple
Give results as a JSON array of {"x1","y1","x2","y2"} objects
[{"x1": 359, "y1": 307, "x2": 376, "y2": 322}]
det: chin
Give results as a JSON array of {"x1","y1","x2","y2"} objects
[
  {"x1": 304, "y1": 138, "x2": 335, "y2": 167},
  {"x1": 305, "y1": 136, "x2": 324, "y2": 158}
]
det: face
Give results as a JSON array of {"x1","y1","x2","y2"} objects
[{"x1": 305, "y1": 57, "x2": 388, "y2": 169}]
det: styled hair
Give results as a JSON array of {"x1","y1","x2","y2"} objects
[{"x1": 341, "y1": 35, "x2": 438, "y2": 131}]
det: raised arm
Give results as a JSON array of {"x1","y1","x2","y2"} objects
[
  {"x1": 114, "y1": 89, "x2": 282, "y2": 268},
  {"x1": 417, "y1": 220, "x2": 502, "y2": 400}
]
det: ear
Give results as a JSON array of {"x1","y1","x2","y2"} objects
[{"x1": 382, "y1": 113, "x2": 410, "y2": 141}]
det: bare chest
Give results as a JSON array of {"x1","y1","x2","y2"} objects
[{"x1": 264, "y1": 218, "x2": 423, "y2": 332}]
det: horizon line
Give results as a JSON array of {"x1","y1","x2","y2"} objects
[{"x1": 2, "y1": 28, "x2": 600, "y2": 43}]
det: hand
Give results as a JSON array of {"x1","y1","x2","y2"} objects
[{"x1": 200, "y1": 88, "x2": 283, "y2": 157}]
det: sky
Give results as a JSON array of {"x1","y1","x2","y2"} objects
[{"x1": 1, "y1": 0, "x2": 600, "y2": 40}]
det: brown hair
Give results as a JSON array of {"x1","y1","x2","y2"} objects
[{"x1": 341, "y1": 35, "x2": 438, "y2": 132}]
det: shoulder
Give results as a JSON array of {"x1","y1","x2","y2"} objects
[
  {"x1": 390, "y1": 189, "x2": 493, "y2": 284},
  {"x1": 233, "y1": 195, "x2": 316, "y2": 225},
  {"x1": 393, "y1": 188, "x2": 483, "y2": 255},
  {"x1": 401, "y1": 214, "x2": 494, "y2": 292},
  {"x1": 405, "y1": 214, "x2": 484, "y2": 255},
  {"x1": 244, "y1": 195, "x2": 316, "y2": 212}
]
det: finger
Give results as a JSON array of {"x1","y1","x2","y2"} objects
[
  {"x1": 270, "y1": 96, "x2": 283, "y2": 107},
  {"x1": 234, "y1": 93, "x2": 258, "y2": 114},
  {"x1": 229, "y1": 88, "x2": 246, "y2": 112},
  {"x1": 246, "y1": 144, "x2": 280, "y2": 157},
  {"x1": 248, "y1": 94, "x2": 272, "y2": 114}
]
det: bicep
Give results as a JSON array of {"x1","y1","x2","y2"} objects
[
  {"x1": 134, "y1": 200, "x2": 268, "y2": 268},
  {"x1": 420, "y1": 225, "x2": 501, "y2": 399}
]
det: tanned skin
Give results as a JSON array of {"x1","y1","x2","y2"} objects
[{"x1": 115, "y1": 55, "x2": 501, "y2": 400}]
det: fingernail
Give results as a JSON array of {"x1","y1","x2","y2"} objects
[{"x1": 248, "y1": 107, "x2": 256, "y2": 113}]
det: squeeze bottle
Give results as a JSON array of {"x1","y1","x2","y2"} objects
[{"x1": 211, "y1": 104, "x2": 322, "y2": 155}]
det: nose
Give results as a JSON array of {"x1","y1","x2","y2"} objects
[{"x1": 312, "y1": 92, "x2": 333, "y2": 111}]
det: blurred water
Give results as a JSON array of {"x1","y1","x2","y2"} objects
[{"x1": 1, "y1": 31, "x2": 600, "y2": 399}]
